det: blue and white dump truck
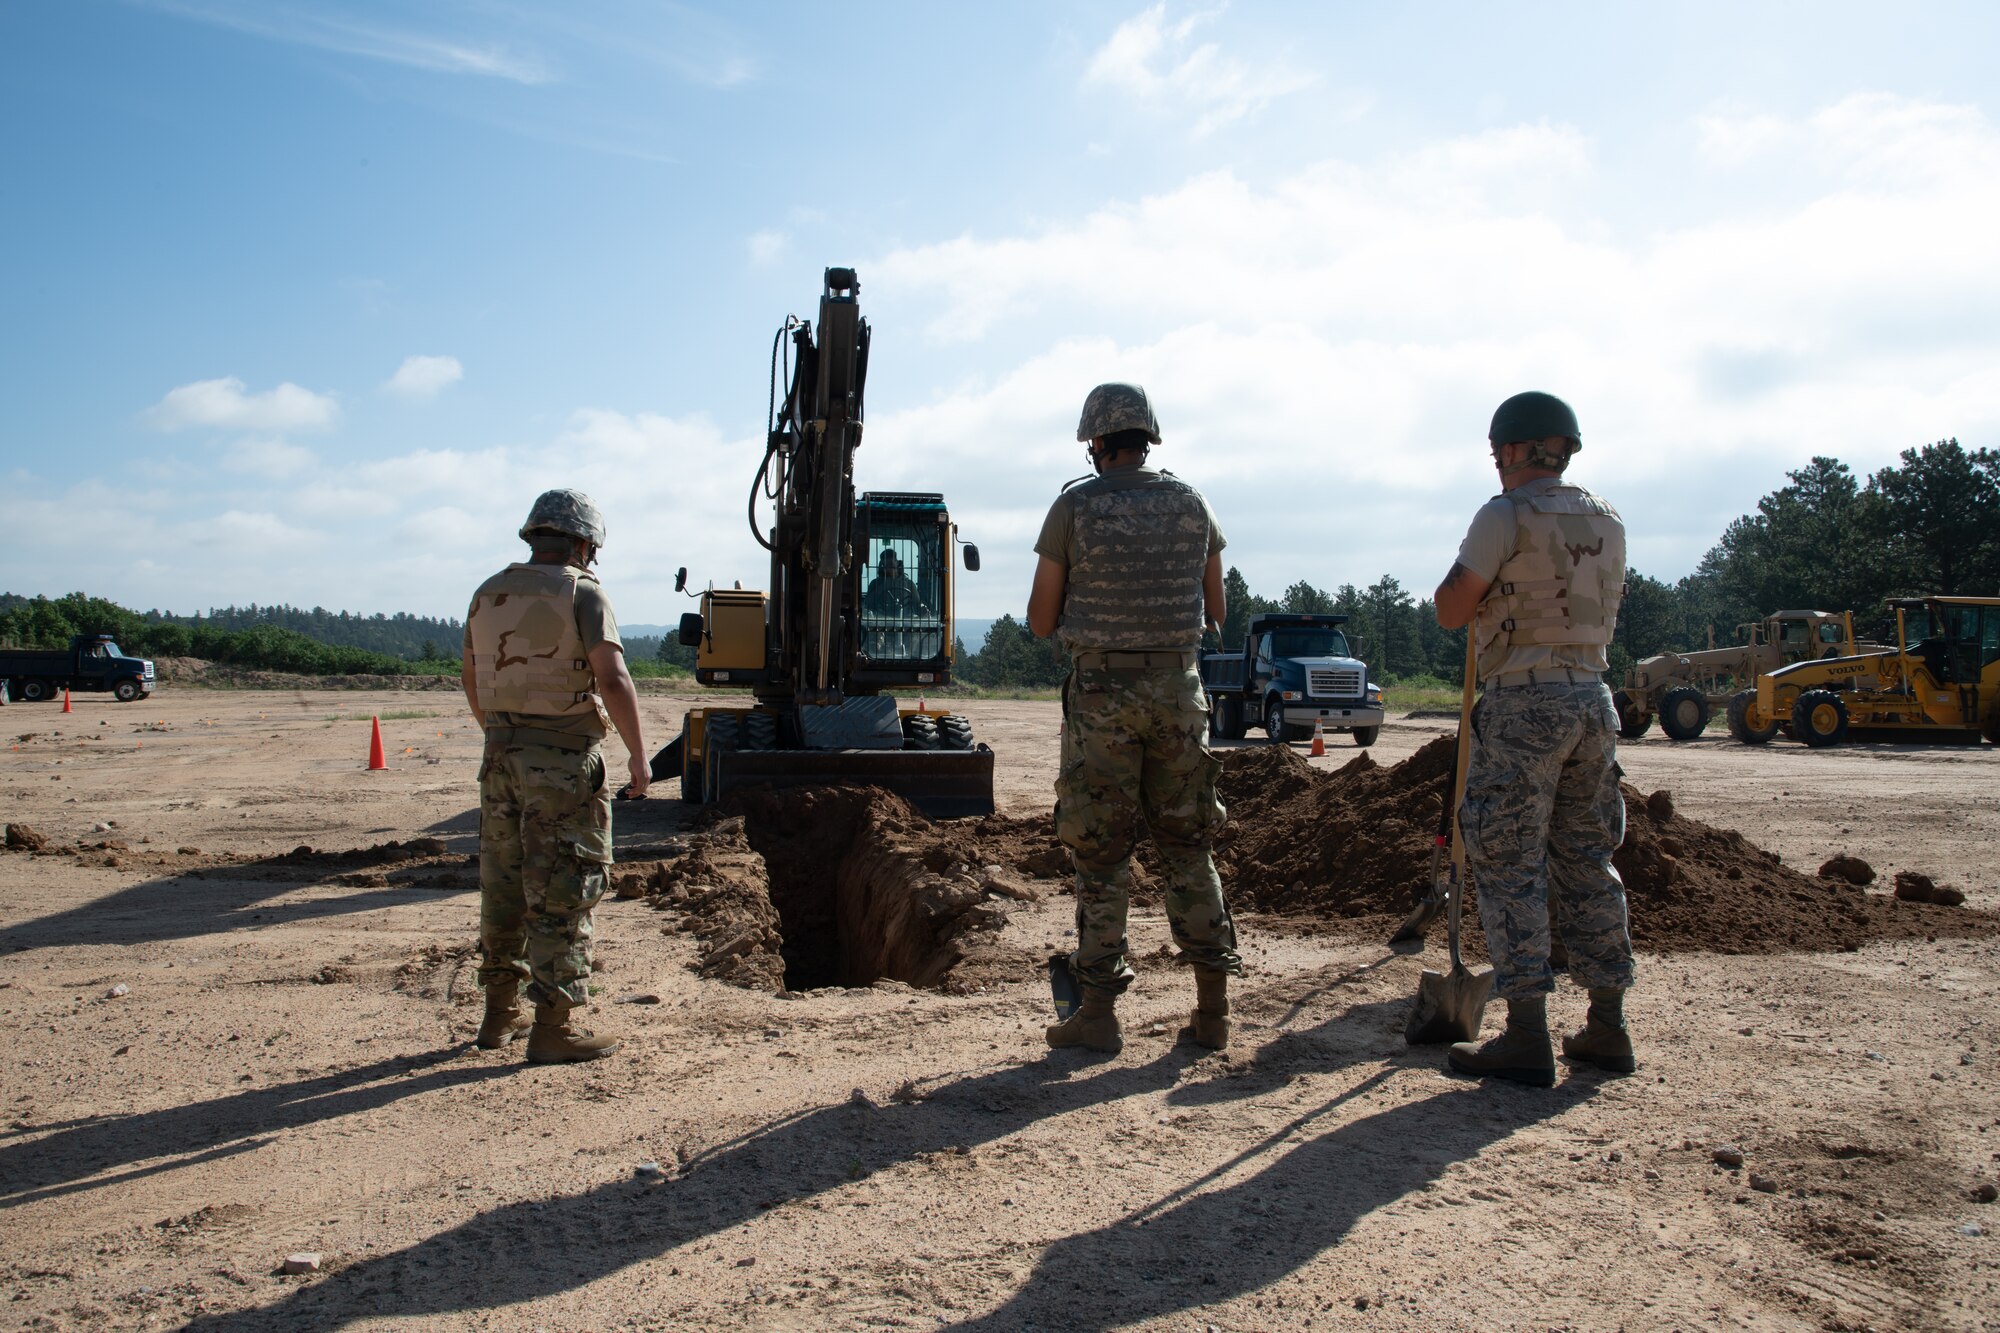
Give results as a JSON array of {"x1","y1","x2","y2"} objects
[
  {"x1": 0, "y1": 634, "x2": 156, "y2": 703},
  {"x1": 1199, "y1": 612, "x2": 1384, "y2": 746}
]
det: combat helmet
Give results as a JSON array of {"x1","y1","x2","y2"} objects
[
  {"x1": 1488, "y1": 391, "x2": 1580, "y2": 450},
  {"x1": 1076, "y1": 383, "x2": 1162, "y2": 444},
  {"x1": 519, "y1": 488, "x2": 608, "y2": 547}
]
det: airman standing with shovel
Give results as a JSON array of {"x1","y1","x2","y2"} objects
[{"x1": 1431, "y1": 392, "x2": 1636, "y2": 1085}]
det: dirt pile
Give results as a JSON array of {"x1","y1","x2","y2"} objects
[
  {"x1": 1199, "y1": 737, "x2": 1998, "y2": 953},
  {"x1": 4, "y1": 823, "x2": 48, "y2": 852}
]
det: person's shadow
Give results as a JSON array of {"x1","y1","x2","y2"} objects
[
  {"x1": 174, "y1": 957, "x2": 1589, "y2": 1330},
  {"x1": 0, "y1": 1051, "x2": 514, "y2": 1207}
]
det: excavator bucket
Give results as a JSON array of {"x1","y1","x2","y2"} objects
[{"x1": 710, "y1": 746, "x2": 996, "y2": 819}]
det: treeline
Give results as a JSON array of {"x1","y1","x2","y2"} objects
[
  {"x1": 952, "y1": 438, "x2": 1998, "y2": 688},
  {"x1": 152, "y1": 603, "x2": 464, "y2": 658},
  {"x1": 0, "y1": 593, "x2": 453, "y2": 676}
]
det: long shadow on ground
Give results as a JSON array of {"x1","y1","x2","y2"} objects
[
  {"x1": 175, "y1": 969, "x2": 1579, "y2": 1329},
  {"x1": 0, "y1": 1050, "x2": 514, "y2": 1207}
]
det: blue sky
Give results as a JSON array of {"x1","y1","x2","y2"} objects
[{"x1": 4, "y1": 2, "x2": 1997, "y2": 625}]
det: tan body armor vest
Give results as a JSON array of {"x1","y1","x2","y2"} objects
[
  {"x1": 468, "y1": 563, "x2": 599, "y2": 718},
  {"x1": 1474, "y1": 484, "x2": 1626, "y2": 677},
  {"x1": 1059, "y1": 472, "x2": 1211, "y2": 654}
]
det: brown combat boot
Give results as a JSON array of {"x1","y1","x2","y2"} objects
[
  {"x1": 1045, "y1": 987, "x2": 1122, "y2": 1054},
  {"x1": 526, "y1": 1003, "x2": 619, "y2": 1064},
  {"x1": 474, "y1": 981, "x2": 532, "y2": 1049},
  {"x1": 1447, "y1": 996, "x2": 1557, "y2": 1087},
  {"x1": 1562, "y1": 987, "x2": 1637, "y2": 1073},
  {"x1": 1181, "y1": 966, "x2": 1231, "y2": 1050}
]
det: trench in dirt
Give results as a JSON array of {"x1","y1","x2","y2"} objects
[{"x1": 612, "y1": 735, "x2": 2000, "y2": 995}]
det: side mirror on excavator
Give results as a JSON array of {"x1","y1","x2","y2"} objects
[
  {"x1": 674, "y1": 567, "x2": 688, "y2": 593},
  {"x1": 962, "y1": 543, "x2": 981, "y2": 572},
  {"x1": 677, "y1": 613, "x2": 704, "y2": 647}
]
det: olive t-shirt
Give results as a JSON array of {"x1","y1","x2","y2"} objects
[{"x1": 466, "y1": 566, "x2": 624, "y2": 739}]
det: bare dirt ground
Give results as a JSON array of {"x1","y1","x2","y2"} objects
[{"x1": 3, "y1": 688, "x2": 1998, "y2": 1332}]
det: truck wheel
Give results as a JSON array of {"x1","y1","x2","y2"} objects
[
  {"x1": 1792, "y1": 690, "x2": 1848, "y2": 748},
  {"x1": 113, "y1": 678, "x2": 142, "y2": 703},
  {"x1": 1215, "y1": 697, "x2": 1247, "y2": 741},
  {"x1": 1614, "y1": 692, "x2": 1653, "y2": 740},
  {"x1": 1265, "y1": 698, "x2": 1306, "y2": 744},
  {"x1": 1352, "y1": 725, "x2": 1380, "y2": 746},
  {"x1": 19, "y1": 679, "x2": 52, "y2": 703},
  {"x1": 1725, "y1": 688, "x2": 1779, "y2": 745},
  {"x1": 1658, "y1": 686, "x2": 1710, "y2": 741}
]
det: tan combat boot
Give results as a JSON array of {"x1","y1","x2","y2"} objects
[
  {"x1": 1181, "y1": 966, "x2": 1231, "y2": 1050},
  {"x1": 1561, "y1": 987, "x2": 1637, "y2": 1073},
  {"x1": 1045, "y1": 987, "x2": 1123, "y2": 1054},
  {"x1": 1447, "y1": 996, "x2": 1557, "y2": 1087},
  {"x1": 526, "y1": 1002, "x2": 619, "y2": 1064},
  {"x1": 474, "y1": 980, "x2": 532, "y2": 1049}
]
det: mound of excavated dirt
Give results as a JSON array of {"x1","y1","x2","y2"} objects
[
  {"x1": 622, "y1": 739, "x2": 1997, "y2": 992},
  {"x1": 1198, "y1": 737, "x2": 1999, "y2": 954}
]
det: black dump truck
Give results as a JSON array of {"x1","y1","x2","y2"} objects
[
  {"x1": 0, "y1": 635, "x2": 156, "y2": 703},
  {"x1": 1200, "y1": 612, "x2": 1384, "y2": 746}
]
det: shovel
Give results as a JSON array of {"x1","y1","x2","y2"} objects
[
  {"x1": 1404, "y1": 636, "x2": 1494, "y2": 1045},
  {"x1": 1389, "y1": 630, "x2": 1480, "y2": 949}
]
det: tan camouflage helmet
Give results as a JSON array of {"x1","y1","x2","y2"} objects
[
  {"x1": 518, "y1": 488, "x2": 608, "y2": 548},
  {"x1": 1076, "y1": 383, "x2": 1162, "y2": 444}
]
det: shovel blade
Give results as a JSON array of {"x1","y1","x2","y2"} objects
[
  {"x1": 1404, "y1": 963, "x2": 1495, "y2": 1045},
  {"x1": 1388, "y1": 894, "x2": 1442, "y2": 951}
]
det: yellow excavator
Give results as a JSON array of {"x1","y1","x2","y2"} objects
[
  {"x1": 1726, "y1": 595, "x2": 2000, "y2": 747},
  {"x1": 648, "y1": 268, "x2": 995, "y2": 815}
]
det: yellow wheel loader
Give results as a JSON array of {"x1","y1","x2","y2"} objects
[
  {"x1": 648, "y1": 268, "x2": 995, "y2": 816},
  {"x1": 1726, "y1": 596, "x2": 2000, "y2": 748}
]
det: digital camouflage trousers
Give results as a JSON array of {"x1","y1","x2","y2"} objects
[
  {"x1": 1056, "y1": 664, "x2": 1240, "y2": 993},
  {"x1": 1460, "y1": 680, "x2": 1634, "y2": 1002},
  {"x1": 477, "y1": 738, "x2": 614, "y2": 1008}
]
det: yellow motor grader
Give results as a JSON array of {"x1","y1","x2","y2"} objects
[
  {"x1": 1726, "y1": 596, "x2": 2000, "y2": 747},
  {"x1": 1615, "y1": 609, "x2": 1862, "y2": 740}
]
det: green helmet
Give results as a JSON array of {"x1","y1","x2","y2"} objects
[
  {"x1": 1076, "y1": 383, "x2": 1161, "y2": 444},
  {"x1": 1488, "y1": 391, "x2": 1581, "y2": 450},
  {"x1": 519, "y1": 488, "x2": 607, "y2": 547}
]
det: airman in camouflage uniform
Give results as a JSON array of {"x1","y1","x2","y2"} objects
[
  {"x1": 1027, "y1": 383, "x2": 1240, "y2": 1055},
  {"x1": 462, "y1": 488, "x2": 649, "y2": 1064},
  {"x1": 1432, "y1": 391, "x2": 1635, "y2": 1085}
]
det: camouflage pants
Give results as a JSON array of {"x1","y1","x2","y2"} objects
[
  {"x1": 1056, "y1": 664, "x2": 1239, "y2": 993},
  {"x1": 1461, "y1": 681, "x2": 1633, "y2": 1001},
  {"x1": 477, "y1": 739, "x2": 613, "y2": 1008}
]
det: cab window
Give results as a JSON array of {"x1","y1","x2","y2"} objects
[{"x1": 1817, "y1": 623, "x2": 1842, "y2": 645}]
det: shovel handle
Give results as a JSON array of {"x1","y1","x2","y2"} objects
[{"x1": 1444, "y1": 633, "x2": 1479, "y2": 967}]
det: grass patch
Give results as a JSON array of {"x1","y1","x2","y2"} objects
[{"x1": 1381, "y1": 676, "x2": 1464, "y2": 714}]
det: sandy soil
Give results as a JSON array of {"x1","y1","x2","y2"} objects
[{"x1": 2, "y1": 688, "x2": 1997, "y2": 1332}]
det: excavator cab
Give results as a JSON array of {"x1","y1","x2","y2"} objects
[{"x1": 852, "y1": 493, "x2": 954, "y2": 683}]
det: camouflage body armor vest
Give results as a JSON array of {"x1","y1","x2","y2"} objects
[
  {"x1": 1060, "y1": 473, "x2": 1210, "y2": 654},
  {"x1": 468, "y1": 563, "x2": 599, "y2": 718},
  {"x1": 1475, "y1": 484, "x2": 1626, "y2": 674}
]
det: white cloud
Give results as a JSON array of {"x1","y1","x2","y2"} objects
[
  {"x1": 383, "y1": 354, "x2": 465, "y2": 400},
  {"x1": 1085, "y1": 3, "x2": 1314, "y2": 137},
  {"x1": 145, "y1": 376, "x2": 339, "y2": 433},
  {"x1": 861, "y1": 94, "x2": 2000, "y2": 609},
  {"x1": 221, "y1": 438, "x2": 317, "y2": 478}
]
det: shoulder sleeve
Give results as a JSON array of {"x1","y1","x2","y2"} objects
[
  {"x1": 1200, "y1": 491, "x2": 1225, "y2": 557},
  {"x1": 1454, "y1": 496, "x2": 1518, "y2": 582},
  {"x1": 572, "y1": 580, "x2": 622, "y2": 654},
  {"x1": 1033, "y1": 492, "x2": 1075, "y2": 568}
]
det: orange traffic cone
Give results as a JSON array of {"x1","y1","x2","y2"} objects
[
  {"x1": 1309, "y1": 717, "x2": 1326, "y2": 757},
  {"x1": 917, "y1": 695, "x2": 927, "y2": 713},
  {"x1": 62, "y1": 688, "x2": 72, "y2": 714},
  {"x1": 367, "y1": 716, "x2": 387, "y2": 770}
]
